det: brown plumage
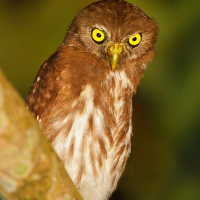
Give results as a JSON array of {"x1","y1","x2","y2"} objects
[{"x1": 26, "y1": 0, "x2": 158, "y2": 199}]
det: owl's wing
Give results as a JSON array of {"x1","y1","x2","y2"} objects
[
  {"x1": 26, "y1": 45, "x2": 101, "y2": 123},
  {"x1": 26, "y1": 49, "x2": 63, "y2": 121}
]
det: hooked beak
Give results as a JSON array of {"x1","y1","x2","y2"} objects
[{"x1": 108, "y1": 43, "x2": 124, "y2": 70}]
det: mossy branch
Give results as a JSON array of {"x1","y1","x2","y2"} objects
[{"x1": 0, "y1": 68, "x2": 83, "y2": 200}]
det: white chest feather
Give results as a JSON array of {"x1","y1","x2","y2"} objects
[{"x1": 52, "y1": 70, "x2": 133, "y2": 200}]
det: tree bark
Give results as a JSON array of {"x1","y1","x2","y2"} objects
[{"x1": 0, "y1": 68, "x2": 83, "y2": 200}]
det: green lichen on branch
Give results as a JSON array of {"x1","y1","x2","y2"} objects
[{"x1": 0, "y1": 68, "x2": 83, "y2": 200}]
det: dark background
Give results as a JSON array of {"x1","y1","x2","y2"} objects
[{"x1": 0, "y1": 0, "x2": 200, "y2": 199}]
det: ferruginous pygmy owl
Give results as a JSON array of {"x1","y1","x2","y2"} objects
[{"x1": 26, "y1": 0, "x2": 158, "y2": 199}]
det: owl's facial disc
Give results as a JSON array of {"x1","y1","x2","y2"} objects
[
  {"x1": 91, "y1": 28, "x2": 143, "y2": 70},
  {"x1": 107, "y1": 43, "x2": 124, "y2": 70}
]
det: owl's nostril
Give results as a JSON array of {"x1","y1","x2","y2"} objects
[{"x1": 118, "y1": 45, "x2": 124, "y2": 53}]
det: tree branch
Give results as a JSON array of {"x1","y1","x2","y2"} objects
[{"x1": 0, "y1": 68, "x2": 83, "y2": 200}]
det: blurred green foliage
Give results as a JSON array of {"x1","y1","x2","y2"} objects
[{"x1": 0, "y1": 0, "x2": 200, "y2": 199}]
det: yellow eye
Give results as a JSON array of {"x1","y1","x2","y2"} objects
[
  {"x1": 91, "y1": 28, "x2": 106, "y2": 44},
  {"x1": 128, "y1": 33, "x2": 142, "y2": 47}
]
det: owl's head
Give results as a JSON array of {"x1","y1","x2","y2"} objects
[{"x1": 65, "y1": 0, "x2": 158, "y2": 70}]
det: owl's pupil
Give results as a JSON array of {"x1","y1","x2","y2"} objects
[
  {"x1": 97, "y1": 33, "x2": 101, "y2": 38},
  {"x1": 132, "y1": 37, "x2": 137, "y2": 41}
]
